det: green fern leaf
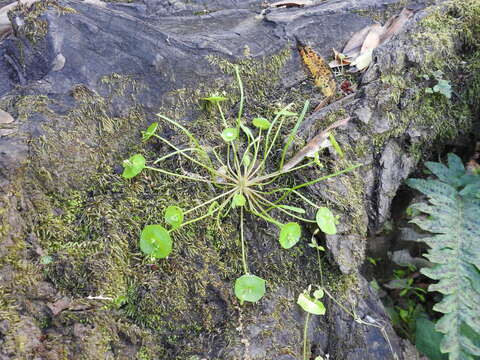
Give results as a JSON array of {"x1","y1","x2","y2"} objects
[{"x1": 407, "y1": 153, "x2": 480, "y2": 360}]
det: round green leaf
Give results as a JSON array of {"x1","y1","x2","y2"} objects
[
  {"x1": 122, "y1": 154, "x2": 146, "y2": 179},
  {"x1": 232, "y1": 193, "x2": 246, "y2": 207},
  {"x1": 221, "y1": 128, "x2": 238, "y2": 142},
  {"x1": 252, "y1": 117, "x2": 271, "y2": 130},
  {"x1": 234, "y1": 274, "x2": 266, "y2": 303},
  {"x1": 142, "y1": 122, "x2": 158, "y2": 141},
  {"x1": 297, "y1": 292, "x2": 326, "y2": 315},
  {"x1": 140, "y1": 225, "x2": 172, "y2": 259},
  {"x1": 279, "y1": 222, "x2": 301, "y2": 249},
  {"x1": 164, "y1": 206, "x2": 184, "y2": 229},
  {"x1": 316, "y1": 207, "x2": 337, "y2": 235}
]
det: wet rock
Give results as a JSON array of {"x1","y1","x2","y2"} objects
[{"x1": 0, "y1": 0, "x2": 477, "y2": 359}]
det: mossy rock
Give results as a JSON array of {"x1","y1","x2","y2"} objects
[{"x1": 0, "y1": 0, "x2": 479, "y2": 359}]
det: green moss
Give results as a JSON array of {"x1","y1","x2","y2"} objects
[
  {"x1": 0, "y1": 47, "x2": 329, "y2": 357},
  {"x1": 207, "y1": 48, "x2": 298, "y2": 116},
  {"x1": 370, "y1": 0, "x2": 480, "y2": 155},
  {"x1": 350, "y1": 0, "x2": 410, "y2": 23}
]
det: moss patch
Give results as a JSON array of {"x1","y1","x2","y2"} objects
[
  {"x1": 370, "y1": 0, "x2": 480, "y2": 156},
  {"x1": 0, "y1": 46, "x2": 336, "y2": 358}
]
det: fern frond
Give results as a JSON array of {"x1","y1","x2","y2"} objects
[{"x1": 407, "y1": 153, "x2": 480, "y2": 360}]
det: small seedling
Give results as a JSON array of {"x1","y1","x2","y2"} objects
[
  {"x1": 424, "y1": 70, "x2": 452, "y2": 99},
  {"x1": 122, "y1": 66, "x2": 360, "y2": 303},
  {"x1": 298, "y1": 285, "x2": 326, "y2": 360},
  {"x1": 297, "y1": 285, "x2": 326, "y2": 315}
]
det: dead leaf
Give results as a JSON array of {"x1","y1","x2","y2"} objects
[
  {"x1": 360, "y1": 23, "x2": 383, "y2": 54},
  {"x1": 340, "y1": 7, "x2": 416, "y2": 72},
  {"x1": 299, "y1": 45, "x2": 336, "y2": 98},
  {"x1": 351, "y1": 48, "x2": 373, "y2": 71},
  {"x1": 282, "y1": 117, "x2": 350, "y2": 171},
  {"x1": 0, "y1": 109, "x2": 14, "y2": 124},
  {"x1": 343, "y1": 24, "x2": 377, "y2": 58},
  {"x1": 380, "y1": 8, "x2": 414, "y2": 44}
]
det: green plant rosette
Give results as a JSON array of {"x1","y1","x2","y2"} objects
[
  {"x1": 279, "y1": 222, "x2": 301, "y2": 249},
  {"x1": 142, "y1": 122, "x2": 158, "y2": 141},
  {"x1": 140, "y1": 225, "x2": 173, "y2": 259},
  {"x1": 122, "y1": 154, "x2": 146, "y2": 179},
  {"x1": 234, "y1": 274, "x2": 266, "y2": 303},
  {"x1": 316, "y1": 207, "x2": 337, "y2": 235},
  {"x1": 221, "y1": 127, "x2": 238, "y2": 142},
  {"x1": 164, "y1": 206, "x2": 184, "y2": 229}
]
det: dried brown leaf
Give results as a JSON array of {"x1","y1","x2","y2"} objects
[
  {"x1": 343, "y1": 24, "x2": 377, "y2": 58},
  {"x1": 0, "y1": 109, "x2": 14, "y2": 124},
  {"x1": 380, "y1": 8, "x2": 414, "y2": 44},
  {"x1": 282, "y1": 117, "x2": 350, "y2": 171},
  {"x1": 360, "y1": 23, "x2": 383, "y2": 54},
  {"x1": 351, "y1": 49, "x2": 373, "y2": 71},
  {"x1": 299, "y1": 45, "x2": 336, "y2": 98}
]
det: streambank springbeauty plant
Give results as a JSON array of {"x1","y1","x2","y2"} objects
[{"x1": 122, "y1": 66, "x2": 359, "y2": 303}]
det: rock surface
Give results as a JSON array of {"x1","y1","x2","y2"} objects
[{"x1": 0, "y1": 0, "x2": 478, "y2": 359}]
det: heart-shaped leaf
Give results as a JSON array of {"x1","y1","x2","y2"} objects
[
  {"x1": 164, "y1": 206, "x2": 184, "y2": 229},
  {"x1": 221, "y1": 128, "x2": 238, "y2": 142},
  {"x1": 234, "y1": 274, "x2": 266, "y2": 303},
  {"x1": 122, "y1": 154, "x2": 146, "y2": 179},
  {"x1": 316, "y1": 207, "x2": 337, "y2": 235},
  {"x1": 297, "y1": 292, "x2": 326, "y2": 315},
  {"x1": 279, "y1": 222, "x2": 301, "y2": 249},
  {"x1": 140, "y1": 225, "x2": 172, "y2": 259},
  {"x1": 252, "y1": 117, "x2": 271, "y2": 130},
  {"x1": 142, "y1": 122, "x2": 158, "y2": 141}
]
